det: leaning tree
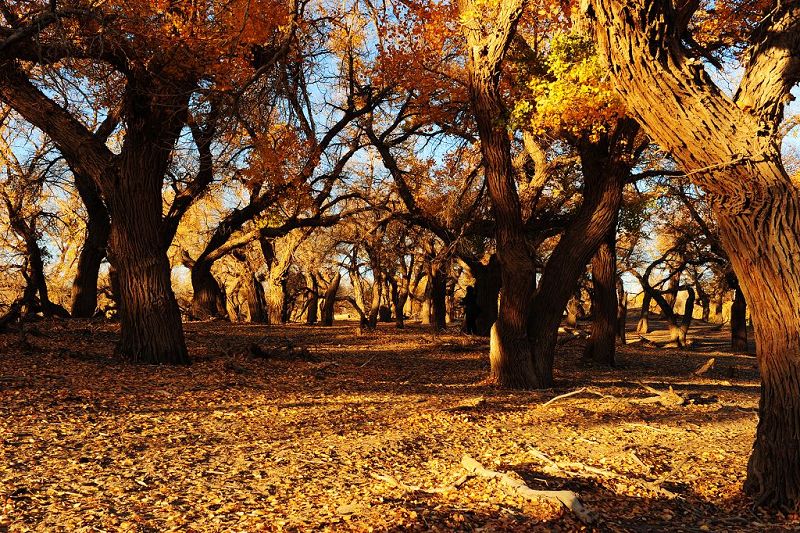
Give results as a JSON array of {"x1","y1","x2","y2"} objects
[{"x1": 586, "y1": 0, "x2": 800, "y2": 510}]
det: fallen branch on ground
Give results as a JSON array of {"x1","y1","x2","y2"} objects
[
  {"x1": 528, "y1": 447, "x2": 677, "y2": 499},
  {"x1": 693, "y1": 357, "x2": 715, "y2": 376},
  {"x1": 542, "y1": 387, "x2": 613, "y2": 406},
  {"x1": 461, "y1": 455, "x2": 594, "y2": 524},
  {"x1": 632, "y1": 382, "x2": 684, "y2": 406}
]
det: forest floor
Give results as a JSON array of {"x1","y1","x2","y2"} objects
[{"x1": 1, "y1": 314, "x2": 796, "y2": 532}]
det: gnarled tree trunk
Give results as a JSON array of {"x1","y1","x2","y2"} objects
[{"x1": 588, "y1": 0, "x2": 800, "y2": 507}]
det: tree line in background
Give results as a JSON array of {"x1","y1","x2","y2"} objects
[{"x1": 0, "y1": 0, "x2": 798, "y2": 511}]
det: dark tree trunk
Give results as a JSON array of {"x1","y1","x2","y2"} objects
[
  {"x1": 616, "y1": 277, "x2": 627, "y2": 344},
  {"x1": 526, "y1": 119, "x2": 639, "y2": 386},
  {"x1": 321, "y1": 272, "x2": 340, "y2": 326},
  {"x1": 469, "y1": 254, "x2": 501, "y2": 337},
  {"x1": 430, "y1": 268, "x2": 447, "y2": 331},
  {"x1": 305, "y1": 273, "x2": 319, "y2": 325},
  {"x1": 388, "y1": 276, "x2": 404, "y2": 329},
  {"x1": 188, "y1": 258, "x2": 226, "y2": 320},
  {"x1": 108, "y1": 109, "x2": 188, "y2": 363},
  {"x1": 637, "y1": 292, "x2": 651, "y2": 334},
  {"x1": 583, "y1": 228, "x2": 618, "y2": 366},
  {"x1": 70, "y1": 171, "x2": 110, "y2": 318},
  {"x1": 731, "y1": 287, "x2": 748, "y2": 353}
]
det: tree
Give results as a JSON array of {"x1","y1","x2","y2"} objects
[
  {"x1": 0, "y1": 0, "x2": 298, "y2": 363},
  {"x1": 586, "y1": 0, "x2": 800, "y2": 508}
]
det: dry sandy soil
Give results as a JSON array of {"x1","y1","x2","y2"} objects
[{"x1": 1, "y1": 315, "x2": 796, "y2": 532}]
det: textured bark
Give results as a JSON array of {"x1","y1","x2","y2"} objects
[
  {"x1": 70, "y1": 171, "x2": 110, "y2": 318},
  {"x1": 583, "y1": 228, "x2": 618, "y2": 366},
  {"x1": 526, "y1": 119, "x2": 639, "y2": 385},
  {"x1": 107, "y1": 82, "x2": 189, "y2": 363},
  {"x1": 588, "y1": 0, "x2": 800, "y2": 508},
  {"x1": 320, "y1": 272, "x2": 341, "y2": 326},
  {"x1": 731, "y1": 287, "x2": 748, "y2": 353},
  {"x1": 464, "y1": 0, "x2": 537, "y2": 388}
]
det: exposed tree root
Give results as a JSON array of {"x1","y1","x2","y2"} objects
[{"x1": 461, "y1": 455, "x2": 594, "y2": 524}]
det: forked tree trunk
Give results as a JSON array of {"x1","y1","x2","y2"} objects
[
  {"x1": 320, "y1": 272, "x2": 340, "y2": 326},
  {"x1": 526, "y1": 120, "x2": 639, "y2": 385},
  {"x1": 731, "y1": 287, "x2": 748, "y2": 353},
  {"x1": 70, "y1": 172, "x2": 110, "y2": 318},
  {"x1": 584, "y1": 229, "x2": 618, "y2": 366},
  {"x1": 588, "y1": 0, "x2": 800, "y2": 507}
]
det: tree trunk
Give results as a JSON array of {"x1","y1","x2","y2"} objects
[
  {"x1": 305, "y1": 272, "x2": 319, "y2": 325},
  {"x1": 583, "y1": 228, "x2": 617, "y2": 366},
  {"x1": 731, "y1": 287, "x2": 748, "y2": 353},
  {"x1": 526, "y1": 119, "x2": 639, "y2": 386},
  {"x1": 430, "y1": 267, "x2": 447, "y2": 331},
  {"x1": 70, "y1": 171, "x2": 110, "y2": 318},
  {"x1": 463, "y1": 0, "x2": 538, "y2": 388},
  {"x1": 565, "y1": 296, "x2": 581, "y2": 329},
  {"x1": 388, "y1": 276, "x2": 404, "y2": 329},
  {"x1": 588, "y1": 0, "x2": 800, "y2": 507},
  {"x1": 616, "y1": 277, "x2": 627, "y2": 344},
  {"x1": 189, "y1": 259, "x2": 226, "y2": 320},
  {"x1": 469, "y1": 254, "x2": 501, "y2": 337},
  {"x1": 265, "y1": 273, "x2": 287, "y2": 325},
  {"x1": 637, "y1": 292, "x2": 651, "y2": 334},
  {"x1": 321, "y1": 272, "x2": 340, "y2": 326},
  {"x1": 366, "y1": 273, "x2": 382, "y2": 330}
]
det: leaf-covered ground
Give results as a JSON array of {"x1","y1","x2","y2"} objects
[{"x1": 1, "y1": 317, "x2": 797, "y2": 531}]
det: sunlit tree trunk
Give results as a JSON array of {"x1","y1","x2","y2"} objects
[
  {"x1": 637, "y1": 292, "x2": 651, "y2": 334},
  {"x1": 463, "y1": 0, "x2": 538, "y2": 387},
  {"x1": 616, "y1": 278, "x2": 627, "y2": 344},
  {"x1": 320, "y1": 272, "x2": 340, "y2": 326},
  {"x1": 588, "y1": 0, "x2": 800, "y2": 507}
]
